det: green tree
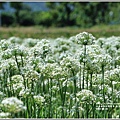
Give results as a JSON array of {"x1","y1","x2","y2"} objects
[
  {"x1": 83, "y1": 2, "x2": 113, "y2": 25},
  {"x1": 46, "y1": 2, "x2": 75, "y2": 27},
  {"x1": 1, "y1": 12, "x2": 15, "y2": 26},
  {"x1": 108, "y1": 3, "x2": 120, "y2": 24},
  {"x1": 19, "y1": 10, "x2": 34, "y2": 26},
  {"x1": 72, "y1": 2, "x2": 119, "y2": 27},
  {"x1": 0, "y1": 2, "x2": 5, "y2": 26},
  {"x1": 71, "y1": 2, "x2": 111, "y2": 27},
  {"x1": 46, "y1": 2, "x2": 119, "y2": 27},
  {"x1": 10, "y1": 2, "x2": 23, "y2": 25},
  {"x1": 10, "y1": 2, "x2": 32, "y2": 25}
]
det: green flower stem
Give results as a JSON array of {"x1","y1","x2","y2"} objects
[
  {"x1": 3, "y1": 70, "x2": 9, "y2": 96},
  {"x1": 86, "y1": 71, "x2": 89, "y2": 90},
  {"x1": 20, "y1": 54, "x2": 24, "y2": 67},
  {"x1": 57, "y1": 78, "x2": 67, "y2": 118},
  {"x1": 6, "y1": 68, "x2": 12, "y2": 96},
  {"x1": 72, "y1": 70, "x2": 79, "y2": 118},
  {"x1": 86, "y1": 103, "x2": 89, "y2": 118},
  {"x1": 49, "y1": 78, "x2": 53, "y2": 118},
  {"x1": 37, "y1": 105, "x2": 41, "y2": 118},
  {"x1": 92, "y1": 102, "x2": 96, "y2": 118},
  {"x1": 14, "y1": 53, "x2": 26, "y2": 89},
  {"x1": 57, "y1": 79, "x2": 63, "y2": 116},
  {"x1": 25, "y1": 98, "x2": 30, "y2": 118},
  {"x1": 14, "y1": 53, "x2": 20, "y2": 73},
  {"x1": 102, "y1": 65, "x2": 105, "y2": 102},
  {"x1": 83, "y1": 45, "x2": 87, "y2": 89},
  {"x1": 47, "y1": 78, "x2": 49, "y2": 93},
  {"x1": 79, "y1": 62, "x2": 82, "y2": 91},
  {"x1": 41, "y1": 75, "x2": 45, "y2": 94},
  {"x1": 90, "y1": 73, "x2": 93, "y2": 91},
  {"x1": 62, "y1": 79, "x2": 68, "y2": 117},
  {"x1": 72, "y1": 71, "x2": 77, "y2": 101},
  {"x1": 111, "y1": 79, "x2": 114, "y2": 103},
  {"x1": 32, "y1": 98, "x2": 36, "y2": 118}
]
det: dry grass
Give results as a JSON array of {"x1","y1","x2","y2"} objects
[{"x1": 0, "y1": 25, "x2": 120, "y2": 39}]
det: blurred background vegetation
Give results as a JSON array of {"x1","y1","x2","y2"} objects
[{"x1": 0, "y1": 2, "x2": 120, "y2": 39}]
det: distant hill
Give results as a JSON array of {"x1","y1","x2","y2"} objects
[{"x1": 2, "y1": 2, "x2": 48, "y2": 12}]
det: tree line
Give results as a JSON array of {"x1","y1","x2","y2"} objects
[{"x1": 0, "y1": 2, "x2": 120, "y2": 27}]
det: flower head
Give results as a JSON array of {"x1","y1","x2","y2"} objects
[
  {"x1": 0, "y1": 112, "x2": 10, "y2": 118},
  {"x1": 1, "y1": 97, "x2": 26, "y2": 113},
  {"x1": 76, "y1": 32, "x2": 95, "y2": 45}
]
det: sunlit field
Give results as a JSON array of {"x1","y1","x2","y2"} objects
[{"x1": 0, "y1": 32, "x2": 120, "y2": 118}]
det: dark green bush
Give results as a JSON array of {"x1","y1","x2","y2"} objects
[
  {"x1": 19, "y1": 10, "x2": 34, "y2": 26},
  {"x1": 1, "y1": 12, "x2": 15, "y2": 26}
]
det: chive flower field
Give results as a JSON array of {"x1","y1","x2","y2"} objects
[{"x1": 0, "y1": 32, "x2": 120, "y2": 118}]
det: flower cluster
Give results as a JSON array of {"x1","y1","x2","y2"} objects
[
  {"x1": 33, "y1": 95, "x2": 45, "y2": 105},
  {"x1": 76, "y1": 32, "x2": 95, "y2": 45},
  {"x1": 0, "y1": 112, "x2": 10, "y2": 118},
  {"x1": 77, "y1": 89, "x2": 96, "y2": 103},
  {"x1": 1, "y1": 97, "x2": 26, "y2": 113},
  {"x1": 0, "y1": 33, "x2": 119, "y2": 118}
]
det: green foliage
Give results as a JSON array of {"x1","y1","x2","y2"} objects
[
  {"x1": 1, "y1": 12, "x2": 15, "y2": 26},
  {"x1": 109, "y1": 3, "x2": 120, "y2": 24},
  {"x1": 46, "y1": 2, "x2": 75, "y2": 27},
  {"x1": 19, "y1": 10, "x2": 34, "y2": 26},
  {"x1": 10, "y1": 2, "x2": 32, "y2": 25},
  {"x1": 10, "y1": 2, "x2": 23, "y2": 10},
  {"x1": 1, "y1": 2, "x2": 120, "y2": 27},
  {"x1": 46, "y1": 2, "x2": 120, "y2": 27},
  {"x1": 33, "y1": 11, "x2": 53, "y2": 27}
]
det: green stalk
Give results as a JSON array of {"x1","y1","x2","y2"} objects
[
  {"x1": 36, "y1": 77, "x2": 42, "y2": 94},
  {"x1": 57, "y1": 78, "x2": 67, "y2": 118},
  {"x1": 90, "y1": 73, "x2": 93, "y2": 91},
  {"x1": 111, "y1": 79, "x2": 114, "y2": 103},
  {"x1": 86, "y1": 103, "x2": 89, "y2": 118},
  {"x1": 32, "y1": 98, "x2": 36, "y2": 118},
  {"x1": 49, "y1": 78, "x2": 53, "y2": 118},
  {"x1": 47, "y1": 77, "x2": 51, "y2": 118},
  {"x1": 86, "y1": 71, "x2": 89, "y2": 90},
  {"x1": 14, "y1": 53, "x2": 20, "y2": 73},
  {"x1": 7, "y1": 67, "x2": 13, "y2": 96},
  {"x1": 3, "y1": 69, "x2": 9, "y2": 96},
  {"x1": 25, "y1": 98, "x2": 30, "y2": 118},
  {"x1": 101, "y1": 65, "x2": 105, "y2": 103},
  {"x1": 47, "y1": 77, "x2": 49, "y2": 93},
  {"x1": 92, "y1": 101, "x2": 95, "y2": 118},
  {"x1": 62, "y1": 78, "x2": 68, "y2": 118},
  {"x1": 14, "y1": 53, "x2": 26, "y2": 89},
  {"x1": 79, "y1": 62, "x2": 81, "y2": 91},
  {"x1": 37, "y1": 105, "x2": 41, "y2": 118},
  {"x1": 72, "y1": 70, "x2": 79, "y2": 118},
  {"x1": 41, "y1": 74, "x2": 45, "y2": 94},
  {"x1": 20, "y1": 54, "x2": 24, "y2": 67},
  {"x1": 83, "y1": 45, "x2": 86, "y2": 89},
  {"x1": 31, "y1": 79, "x2": 34, "y2": 93}
]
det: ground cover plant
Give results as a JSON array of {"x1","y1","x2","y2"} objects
[{"x1": 0, "y1": 32, "x2": 120, "y2": 118}]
